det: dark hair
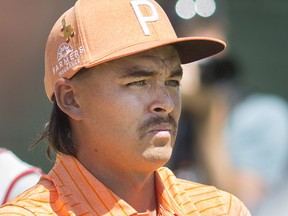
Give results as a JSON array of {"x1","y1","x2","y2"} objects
[{"x1": 31, "y1": 97, "x2": 77, "y2": 160}]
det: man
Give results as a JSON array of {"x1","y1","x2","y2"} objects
[{"x1": 0, "y1": 0, "x2": 250, "y2": 215}]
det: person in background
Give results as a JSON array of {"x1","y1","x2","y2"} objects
[
  {"x1": 0, "y1": 0, "x2": 250, "y2": 215},
  {"x1": 0, "y1": 148, "x2": 43, "y2": 205},
  {"x1": 169, "y1": 56, "x2": 288, "y2": 214}
]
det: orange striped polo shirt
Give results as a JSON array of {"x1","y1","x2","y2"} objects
[{"x1": 0, "y1": 154, "x2": 250, "y2": 215}]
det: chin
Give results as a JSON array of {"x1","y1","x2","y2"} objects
[{"x1": 143, "y1": 146, "x2": 172, "y2": 167}]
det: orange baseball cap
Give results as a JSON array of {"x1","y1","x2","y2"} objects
[{"x1": 44, "y1": 0, "x2": 226, "y2": 100}]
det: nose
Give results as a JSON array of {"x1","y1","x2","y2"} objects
[{"x1": 148, "y1": 86, "x2": 175, "y2": 114}]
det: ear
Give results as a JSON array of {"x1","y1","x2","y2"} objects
[{"x1": 54, "y1": 78, "x2": 82, "y2": 121}]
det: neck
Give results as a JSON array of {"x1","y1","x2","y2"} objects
[
  {"x1": 117, "y1": 173, "x2": 158, "y2": 214},
  {"x1": 110, "y1": 170, "x2": 158, "y2": 213}
]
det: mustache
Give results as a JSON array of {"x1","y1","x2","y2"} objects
[{"x1": 138, "y1": 115, "x2": 178, "y2": 138}]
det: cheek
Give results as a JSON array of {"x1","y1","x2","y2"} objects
[
  {"x1": 171, "y1": 91, "x2": 182, "y2": 120},
  {"x1": 82, "y1": 90, "x2": 142, "y2": 134}
]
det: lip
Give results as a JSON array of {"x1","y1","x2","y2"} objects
[{"x1": 147, "y1": 123, "x2": 174, "y2": 134}]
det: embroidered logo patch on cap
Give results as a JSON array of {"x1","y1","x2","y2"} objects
[{"x1": 61, "y1": 19, "x2": 75, "y2": 42}]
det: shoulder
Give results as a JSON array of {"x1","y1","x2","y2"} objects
[
  {"x1": 0, "y1": 204, "x2": 36, "y2": 216},
  {"x1": 178, "y1": 178, "x2": 251, "y2": 216},
  {"x1": 0, "y1": 177, "x2": 57, "y2": 215},
  {"x1": 158, "y1": 167, "x2": 251, "y2": 215},
  {"x1": 177, "y1": 178, "x2": 225, "y2": 202}
]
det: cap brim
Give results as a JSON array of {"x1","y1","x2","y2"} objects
[
  {"x1": 84, "y1": 37, "x2": 226, "y2": 69},
  {"x1": 172, "y1": 37, "x2": 226, "y2": 64}
]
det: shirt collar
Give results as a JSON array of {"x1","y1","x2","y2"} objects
[{"x1": 48, "y1": 154, "x2": 196, "y2": 216}]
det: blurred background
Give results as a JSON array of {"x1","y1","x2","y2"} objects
[{"x1": 0, "y1": 0, "x2": 288, "y2": 214}]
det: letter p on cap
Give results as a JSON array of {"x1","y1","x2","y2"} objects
[{"x1": 131, "y1": 0, "x2": 159, "y2": 36}]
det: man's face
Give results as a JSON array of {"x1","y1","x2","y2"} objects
[{"x1": 73, "y1": 45, "x2": 182, "y2": 172}]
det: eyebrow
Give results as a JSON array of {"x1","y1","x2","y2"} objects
[
  {"x1": 119, "y1": 66, "x2": 183, "y2": 79},
  {"x1": 169, "y1": 67, "x2": 183, "y2": 78},
  {"x1": 119, "y1": 69, "x2": 157, "y2": 79}
]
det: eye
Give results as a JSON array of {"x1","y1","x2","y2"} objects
[
  {"x1": 165, "y1": 80, "x2": 180, "y2": 87},
  {"x1": 127, "y1": 80, "x2": 147, "y2": 87}
]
